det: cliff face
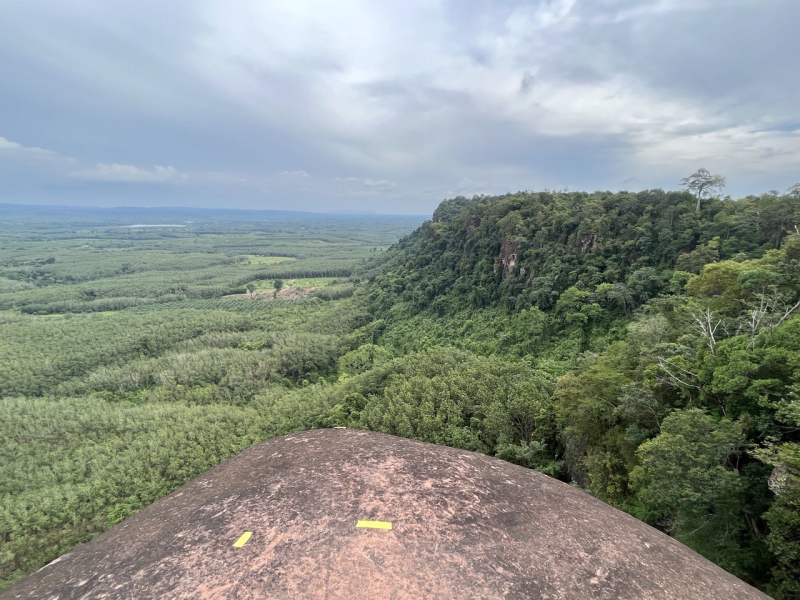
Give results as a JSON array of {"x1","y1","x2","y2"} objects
[
  {"x1": 2, "y1": 429, "x2": 771, "y2": 600},
  {"x1": 495, "y1": 237, "x2": 518, "y2": 278},
  {"x1": 373, "y1": 189, "x2": 795, "y2": 317}
]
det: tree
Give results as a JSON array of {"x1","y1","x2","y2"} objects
[
  {"x1": 685, "y1": 260, "x2": 748, "y2": 314},
  {"x1": 675, "y1": 239, "x2": 720, "y2": 273},
  {"x1": 337, "y1": 343, "x2": 392, "y2": 377},
  {"x1": 760, "y1": 423, "x2": 800, "y2": 597},
  {"x1": 273, "y1": 279, "x2": 284, "y2": 298},
  {"x1": 681, "y1": 168, "x2": 727, "y2": 212},
  {"x1": 630, "y1": 409, "x2": 744, "y2": 537},
  {"x1": 245, "y1": 283, "x2": 256, "y2": 297}
]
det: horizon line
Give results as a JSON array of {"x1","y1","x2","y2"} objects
[{"x1": 0, "y1": 202, "x2": 429, "y2": 219}]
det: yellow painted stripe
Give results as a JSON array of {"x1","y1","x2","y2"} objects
[
  {"x1": 233, "y1": 532, "x2": 253, "y2": 547},
  {"x1": 356, "y1": 520, "x2": 392, "y2": 530}
]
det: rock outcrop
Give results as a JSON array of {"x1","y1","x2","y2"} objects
[{"x1": 1, "y1": 429, "x2": 772, "y2": 600}]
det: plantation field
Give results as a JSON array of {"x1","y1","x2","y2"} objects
[
  {"x1": 0, "y1": 206, "x2": 420, "y2": 590},
  {"x1": 0, "y1": 209, "x2": 417, "y2": 315}
]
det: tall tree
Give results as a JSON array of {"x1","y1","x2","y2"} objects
[{"x1": 681, "y1": 168, "x2": 727, "y2": 212}]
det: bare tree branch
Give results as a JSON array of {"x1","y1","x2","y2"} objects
[{"x1": 692, "y1": 308, "x2": 723, "y2": 355}]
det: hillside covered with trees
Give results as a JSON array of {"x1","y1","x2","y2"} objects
[{"x1": 351, "y1": 187, "x2": 800, "y2": 597}]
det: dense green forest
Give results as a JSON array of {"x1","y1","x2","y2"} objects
[{"x1": 2, "y1": 191, "x2": 800, "y2": 598}]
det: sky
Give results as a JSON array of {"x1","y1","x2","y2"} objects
[{"x1": 1, "y1": 0, "x2": 798, "y2": 215}]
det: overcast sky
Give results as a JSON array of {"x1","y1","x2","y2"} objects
[{"x1": 1, "y1": 0, "x2": 798, "y2": 214}]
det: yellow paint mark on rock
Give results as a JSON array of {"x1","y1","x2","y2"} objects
[
  {"x1": 356, "y1": 520, "x2": 392, "y2": 530},
  {"x1": 233, "y1": 532, "x2": 253, "y2": 547}
]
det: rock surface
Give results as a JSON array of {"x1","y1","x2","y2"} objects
[{"x1": 2, "y1": 429, "x2": 772, "y2": 599}]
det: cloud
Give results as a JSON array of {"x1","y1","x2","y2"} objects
[
  {"x1": 1, "y1": 0, "x2": 799, "y2": 212},
  {"x1": 190, "y1": 0, "x2": 798, "y2": 187},
  {"x1": 333, "y1": 177, "x2": 398, "y2": 195},
  {"x1": 70, "y1": 163, "x2": 187, "y2": 183},
  {"x1": 361, "y1": 179, "x2": 396, "y2": 188},
  {"x1": 0, "y1": 137, "x2": 23, "y2": 150},
  {"x1": 0, "y1": 136, "x2": 63, "y2": 160},
  {"x1": 637, "y1": 125, "x2": 800, "y2": 171}
]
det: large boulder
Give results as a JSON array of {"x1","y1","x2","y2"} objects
[{"x1": 2, "y1": 429, "x2": 771, "y2": 599}]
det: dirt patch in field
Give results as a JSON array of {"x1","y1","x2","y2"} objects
[{"x1": 225, "y1": 286, "x2": 320, "y2": 300}]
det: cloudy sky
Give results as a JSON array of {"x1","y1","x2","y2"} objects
[{"x1": 1, "y1": 0, "x2": 798, "y2": 214}]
